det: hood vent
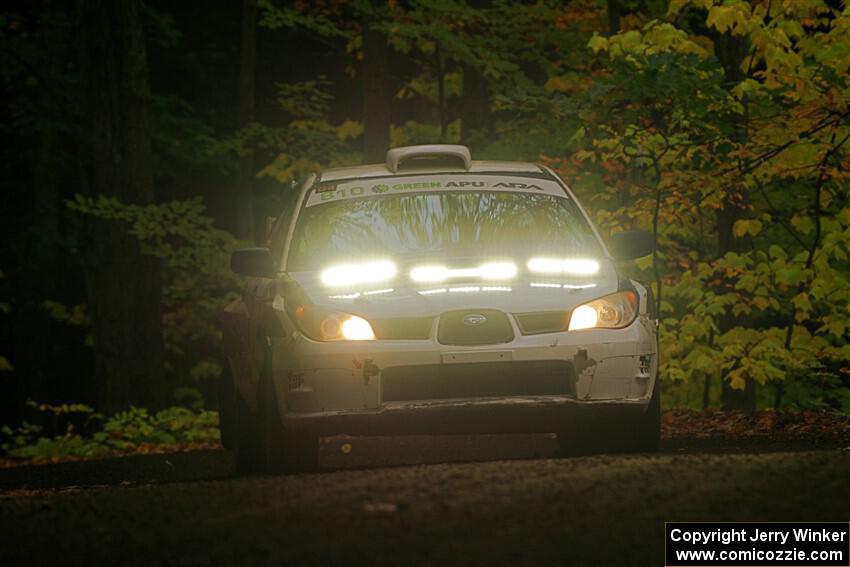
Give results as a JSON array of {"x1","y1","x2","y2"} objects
[{"x1": 386, "y1": 145, "x2": 471, "y2": 172}]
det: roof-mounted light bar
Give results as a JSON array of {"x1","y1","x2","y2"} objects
[{"x1": 386, "y1": 145, "x2": 471, "y2": 172}]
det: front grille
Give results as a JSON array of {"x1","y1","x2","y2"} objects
[
  {"x1": 370, "y1": 317, "x2": 434, "y2": 340},
  {"x1": 437, "y1": 309, "x2": 514, "y2": 345},
  {"x1": 382, "y1": 361, "x2": 576, "y2": 402},
  {"x1": 514, "y1": 311, "x2": 570, "y2": 335}
]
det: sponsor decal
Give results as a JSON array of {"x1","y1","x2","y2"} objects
[
  {"x1": 493, "y1": 181, "x2": 544, "y2": 190},
  {"x1": 305, "y1": 175, "x2": 566, "y2": 207}
]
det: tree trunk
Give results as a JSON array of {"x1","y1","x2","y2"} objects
[
  {"x1": 714, "y1": 31, "x2": 756, "y2": 412},
  {"x1": 435, "y1": 42, "x2": 448, "y2": 143},
  {"x1": 606, "y1": 0, "x2": 621, "y2": 36},
  {"x1": 235, "y1": 0, "x2": 257, "y2": 241},
  {"x1": 77, "y1": 0, "x2": 165, "y2": 414},
  {"x1": 362, "y1": 20, "x2": 390, "y2": 164},
  {"x1": 459, "y1": 62, "x2": 490, "y2": 145}
]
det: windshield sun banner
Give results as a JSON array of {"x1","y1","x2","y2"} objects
[{"x1": 305, "y1": 175, "x2": 569, "y2": 207}]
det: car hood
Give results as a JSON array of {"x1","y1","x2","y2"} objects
[{"x1": 287, "y1": 261, "x2": 620, "y2": 319}]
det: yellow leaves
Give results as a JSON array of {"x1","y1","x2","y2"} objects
[
  {"x1": 731, "y1": 78, "x2": 763, "y2": 100},
  {"x1": 335, "y1": 119, "x2": 362, "y2": 141},
  {"x1": 258, "y1": 154, "x2": 320, "y2": 182},
  {"x1": 732, "y1": 219, "x2": 763, "y2": 238},
  {"x1": 706, "y1": 4, "x2": 752, "y2": 36},
  {"x1": 791, "y1": 214, "x2": 814, "y2": 235},
  {"x1": 643, "y1": 22, "x2": 710, "y2": 57},
  {"x1": 768, "y1": 245, "x2": 787, "y2": 261},
  {"x1": 792, "y1": 292, "x2": 813, "y2": 319},
  {"x1": 587, "y1": 33, "x2": 608, "y2": 54},
  {"x1": 727, "y1": 368, "x2": 748, "y2": 390},
  {"x1": 666, "y1": 0, "x2": 690, "y2": 16},
  {"x1": 41, "y1": 301, "x2": 86, "y2": 326},
  {"x1": 0, "y1": 356, "x2": 12, "y2": 372},
  {"x1": 544, "y1": 73, "x2": 589, "y2": 94},
  {"x1": 545, "y1": 76, "x2": 570, "y2": 92},
  {"x1": 586, "y1": 21, "x2": 710, "y2": 61}
]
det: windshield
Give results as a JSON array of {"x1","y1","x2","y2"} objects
[{"x1": 287, "y1": 187, "x2": 601, "y2": 272}]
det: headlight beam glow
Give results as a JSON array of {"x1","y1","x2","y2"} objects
[
  {"x1": 320, "y1": 260, "x2": 397, "y2": 288},
  {"x1": 527, "y1": 258, "x2": 600, "y2": 276},
  {"x1": 340, "y1": 316, "x2": 376, "y2": 340},
  {"x1": 409, "y1": 261, "x2": 518, "y2": 283},
  {"x1": 567, "y1": 305, "x2": 598, "y2": 331}
]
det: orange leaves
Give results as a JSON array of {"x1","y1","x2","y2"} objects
[
  {"x1": 553, "y1": 5, "x2": 600, "y2": 30},
  {"x1": 661, "y1": 409, "x2": 850, "y2": 442}
]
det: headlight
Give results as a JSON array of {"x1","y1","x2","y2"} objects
[
  {"x1": 568, "y1": 291, "x2": 638, "y2": 331},
  {"x1": 293, "y1": 305, "x2": 376, "y2": 341}
]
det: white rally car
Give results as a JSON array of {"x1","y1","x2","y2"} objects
[{"x1": 220, "y1": 145, "x2": 659, "y2": 473}]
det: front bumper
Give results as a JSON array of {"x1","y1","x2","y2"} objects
[{"x1": 269, "y1": 315, "x2": 658, "y2": 437}]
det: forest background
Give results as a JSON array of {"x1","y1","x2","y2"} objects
[{"x1": 2, "y1": 0, "x2": 849, "y2": 455}]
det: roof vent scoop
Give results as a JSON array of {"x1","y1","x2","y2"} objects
[{"x1": 386, "y1": 144, "x2": 471, "y2": 172}]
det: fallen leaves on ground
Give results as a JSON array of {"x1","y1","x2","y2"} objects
[{"x1": 661, "y1": 409, "x2": 850, "y2": 442}]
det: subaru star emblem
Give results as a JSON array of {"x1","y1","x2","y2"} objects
[{"x1": 463, "y1": 314, "x2": 488, "y2": 326}]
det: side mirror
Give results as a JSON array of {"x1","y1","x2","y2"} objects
[
  {"x1": 230, "y1": 248, "x2": 275, "y2": 277},
  {"x1": 608, "y1": 230, "x2": 655, "y2": 261}
]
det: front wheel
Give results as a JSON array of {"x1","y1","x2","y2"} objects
[
  {"x1": 609, "y1": 381, "x2": 661, "y2": 453},
  {"x1": 251, "y1": 335, "x2": 319, "y2": 474},
  {"x1": 631, "y1": 380, "x2": 661, "y2": 452},
  {"x1": 556, "y1": 382, "x2": 661, "y2": 456},
  {"x1": 217, "y1": 360, "x2": 236, "y2": 450}
]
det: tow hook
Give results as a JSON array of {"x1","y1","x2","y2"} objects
[{"x1": 637, "y1": 354, "x2": 652, "y2": 379}]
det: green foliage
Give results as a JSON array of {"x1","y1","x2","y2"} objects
[
  {"x1": 66, "y1": 195, "x2": 240, "y2": 386},
  {"x1": 1, "y1": 403, "x2": 219, "y2": 461},
  {"x1": 489, "y1": 1, "x2": 850, "y2": 410}
]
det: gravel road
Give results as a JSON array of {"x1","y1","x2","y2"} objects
[{"x1": 1, "y1": 436, "x2": 848, "y2": 566}]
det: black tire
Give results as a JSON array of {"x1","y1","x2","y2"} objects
[
  {"x1": 632, "y1": 380, "x2": 661, "y2": 452},
  {"x1": 557, "y1": 382, "x2": 661, "y2": 456},
  {"x1": 234, "y1": 389, "x2": 263, "y2": 474},
  {"x1": 233, "y1": 335, "x2": 272, "y2": 475},
  {"x1": 608, "y1": 381, "x2": 661, "y2": 453},
  {"x1": 256, "y1": 336, "x2": 319, "y2": 474},
  {"x1": 217, "y1": 361, "x2": 236, "y2": 450}
]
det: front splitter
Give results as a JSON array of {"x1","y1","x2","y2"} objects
[{"x1": 282, "y1": 396, "x2": 650, "y2": 436}]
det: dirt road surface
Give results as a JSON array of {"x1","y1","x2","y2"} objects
[{"x1": 1, "y1": 435, "x2": 848, "y2": 566}]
